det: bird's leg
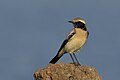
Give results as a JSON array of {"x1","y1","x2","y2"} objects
[
  {"x1": 69, "y1": 54, "x2": 75, "y2": 64},
  {"x1": 73, "y1": 53, "x2": 81, "y2": 66}
]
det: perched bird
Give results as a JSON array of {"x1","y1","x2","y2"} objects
[{"x1": 49, "y1": 17, "x2": 89, "y2": 65}]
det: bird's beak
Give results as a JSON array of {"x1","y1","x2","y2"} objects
[{"x1": 68, "y1": 21, "x2": 74, "y2": 23}]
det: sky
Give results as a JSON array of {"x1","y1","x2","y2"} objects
[{"x1": 0, "y1": 0, "x2": 120, "y2": 80}]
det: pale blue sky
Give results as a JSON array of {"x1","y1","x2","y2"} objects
[{"x1": 0, "y1": 0, "x2": 120, "y2": 80}]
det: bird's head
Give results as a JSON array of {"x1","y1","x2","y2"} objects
[
  {"x1": 68, "y1": 17, "x2": 86, "y2": 25},
  {"x1": 68, "y1": 17, "x2": 87, "y2": 30}
]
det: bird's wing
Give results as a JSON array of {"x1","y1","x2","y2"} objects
[
  {"x1": 49, "y1": 30, "x2": 75, "y2": 63},
  {"x1": 57, "y1": 30, "x2": 76, "y2": 53},
  {"x1": 87, "y1": 31, "x2": 89, "y2": 38}
]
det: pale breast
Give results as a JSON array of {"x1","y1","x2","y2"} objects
[{"x1": 65, "y1": 28, "x2": 88, "y2": 53}]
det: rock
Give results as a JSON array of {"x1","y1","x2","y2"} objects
[{"x1": 34, "y1": 63, "x2": 102, "y2": 80}]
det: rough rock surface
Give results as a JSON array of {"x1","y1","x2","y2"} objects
[{"x1": 34, "y1": 63, "x2": 102, "y2": 80}]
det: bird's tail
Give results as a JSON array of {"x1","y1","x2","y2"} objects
[
  {"x1": 49, "y1": 54, "x2": 63, "y2": 64},
  {"x1": 49, "y1": 48, "x2": 65, "y2": 64},
  {"x1": 49, "y1": 49, "x2": 65, "y2": 63}
]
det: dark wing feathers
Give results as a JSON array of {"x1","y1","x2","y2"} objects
[
  {"x1": 57, "y1": 31, "x2": 75, "y2": 53},
  {"x1": 87, "y1": 31, "x2": 89, "y2": 38}
]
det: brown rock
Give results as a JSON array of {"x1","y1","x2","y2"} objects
[{"x1": 34, "y1": 63, "x2": 102, "y2": 80}]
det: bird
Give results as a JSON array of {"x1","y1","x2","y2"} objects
[{"x1": 49, "y1": 17, "x2": 89, "y2": 65}]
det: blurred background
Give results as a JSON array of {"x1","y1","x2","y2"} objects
[{"x1": 0, "y1": 0, "x2": 120, "y2": 80}]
